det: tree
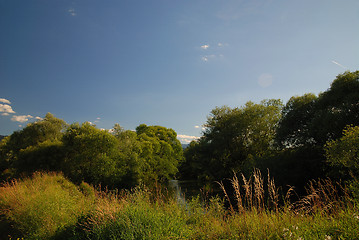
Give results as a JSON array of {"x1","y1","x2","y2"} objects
[
  {"x1": 136, "y1": 124, "x2": 184, "y2": 183},
  {"x1": 184, "y1": 99, "x2": 283, "y2": 181},
  {"x1": 325, "y1": 125, "x2": 359, "y2": 179},
  {"x1": 62, "y1": 122, "x2": 124, "y2": 187},
  {"x1": 0, "y1": 113, "x2": 67, "y2": 178},
  {"x1": 275, "y1": 93, "x2": 318, "y2": 148},
  {"x1": 276, "y1": 71, "x2": 359, "y2": 149},
  {"x1": 113, "y1": 127, "x2": 143, "y2": 187},
  {"x1": 311, "y1": 71, "x2": 359, "y2": 145}
]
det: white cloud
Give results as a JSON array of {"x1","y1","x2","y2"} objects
[
  {"x1": 1, "y1": 113, "x2": 10, "y2": 116},
  {"x1": 11, "y1": 115, "x2": 33, "y2": 123},
  {"x1": 258, "y1": 73, "x2": 273, "y2": 88},
  {"x1": 201, "y1": 55, "x2": 216, "y2": 62},
  {"x1": 68, "y1": 8, "x2": 76, "y2": 16},
  {"x1": 194, "y1": 125, "x2": 206, "y2": 130},
  {"x1": 0, "y1": 98, "x2": 11, "y2": 104},
  {"x1": 201, "y1": 56, "x2": 209, "y2": 62},
  {"x1": 331, "y1": 60, "x2": 347, "y2": 70},
  {"x1": 177, "y1": 134, "x2": 200, "y2": 144},
  {"x1": 0, "y1": 104, "x2": 15, "y2": 114},
  {"x1": 35, "y1": 116, "x2": 43, "y2": 121},
  {"x1": 201, "y1": 44, "x2": 210, "y2": 50}
]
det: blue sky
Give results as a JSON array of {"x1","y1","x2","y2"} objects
[{"x1": 1, "y1": 0, "x2": 358, "y2": 143}]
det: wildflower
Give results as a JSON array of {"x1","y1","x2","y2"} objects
[{"x1": 324, "y1": 235, "x2": 332, "y2": 240}]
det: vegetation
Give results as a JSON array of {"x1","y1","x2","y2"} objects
[
  {"x1": 1, "y1": 172, "x2": 358, "y2": 239},
  {"x1": 0, "y1": 117, "x2": 183, "y2": 188},
  {"x1": 0, "y1": 70, "x2": 359, "y2": 238},
  {"x1": 182, "y1": 71, "x2": 359, "y2": 193}
]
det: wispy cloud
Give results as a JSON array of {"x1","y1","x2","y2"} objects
[
  {"x1": 68, "y1": 8, "x2": 76, "y2": 16},
  {"x1": 258, "y1": 73, "x2": 273, "y2": 88},
  {"x1": 177, "y1": 134, "x2": 200, "y2": 144},
  {"x1": 199, "y1": 42, "x2": 228, "y2": 62},
  {"x1": 0, "y1": 104, "x2": 15, "y2": 114},
  {"x1": 201, "y1": 54, "x2": 216, "y2": 62},
  {"x1": 11, "y1": 115, "x2": 33, "y2": 123},
  {"x1": 0, "y1": 98, "x2": 11, "y2": 104},
  {"x1": 195, "y1": 125, "x2": 206, "y2": 131},
  {"x1": 201, "y1": 44, "x2": 210, "y2": 50},
  {"x1": 217, "y1": 42, "x2": 229, "y2": 47},
  {"x1": 35, "y1": 116, "x2": 43, "y2": 121},
  {"x1": 331, "y1": 60, "x2": 347, "y2": 70}
]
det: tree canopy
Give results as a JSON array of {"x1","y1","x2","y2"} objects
[
  {"x1": 182, "y1": 99, "x2": 283, "y2": 181},
  {"x1": 0, "y1": 116, "x2": 184, "y2": 189}
]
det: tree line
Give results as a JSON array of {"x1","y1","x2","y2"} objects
[
  {"x1": 0, "y1": 116, "x2": 183, "y2": 188},
  {"x1": 0, "y1": 71, "x2": 358, "y2": 193},
  {"x1": 181, "y1": 71, "x2": 359, "y2": 194}
]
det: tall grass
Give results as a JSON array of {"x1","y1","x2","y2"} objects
[
  {"x1": 1, "y1": 171, "x2": 358, "y2": 239},
  {"x1": 0, "y1": 172, "x2": 94, "y2": 239}
]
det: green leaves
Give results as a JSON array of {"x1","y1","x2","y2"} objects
[
  {"x1": 325, "y1": 125, "x2": 359, "y2": 178},
  {"x1": 136, "y1": 124, "x2": 183, "y2": 183},
  {"x1": 184, "y1": 99, "x2": 283, "y2": 181}
]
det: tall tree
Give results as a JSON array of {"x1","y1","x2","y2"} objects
[
  {"x1": 276, "y1": 71, "x2": 359, "y2": 148},
  {"x1": 325, "y1": 125, "x2": 359, "y2": 179},
  {"x1": 184, "y1": 99, "x2": 283, "y2": 181},
  {"x1": 62, "y1": 122, "x2": 124, "y2": 187},
  {"x1": 136, "y1": 124, "x2": 183, "y2": 183},
  {"x1": 0, "y1": 113, "x2": 67, "y2": 178},
  {"x1": 275, "y1": 93, "x2": 318, "y2": 148}
]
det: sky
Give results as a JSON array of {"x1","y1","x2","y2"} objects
[{"x1": 1, "y1": 0, "x2": 358, "y2": 143}]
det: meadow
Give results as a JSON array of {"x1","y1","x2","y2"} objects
[{"x1": 1, "y1": 171, "x2": 358, "y2": 240}]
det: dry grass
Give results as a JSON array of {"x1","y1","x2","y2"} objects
[
  {"x1": 219, "y1": 169, "x2": 351, "y2": 217},
  {"x1": 290, "y1": 178, "x2": 351, "y2": 215},
  {"x1": 219, "y1": 168, "x2": 279, "y2": 212}
]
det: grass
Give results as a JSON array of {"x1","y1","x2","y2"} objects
[
  {"x1": 0, "y1": 171, "x2": 358, "y2": 239},
  {"x1": 0, "y1": 172, "x2": 94, "y2": 239}
]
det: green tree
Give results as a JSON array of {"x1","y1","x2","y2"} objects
[
  {"x1": 136, "y1": 124, "x2": 183, "y2": 183},
  {"x1": 275, "y1": 93, "x2": 318, "y2": 148},
  {"x1": 311, "y1": 71, "x2": 359, "y2": 145},
  {"x1": 0, "y1": 113, "x2": 67, "y2": 179},
  {"x1": 184, "y1": 99, "x2": 283, "y2": 181},
  {"x1": 325, "y1": 125, "x2": 359, "y2": 179},
  {"x1": 62, "y1": 122, "x2": 125, "y2": 187},
  {"x1": 113, "y1": 127, "x2": 143, "y2": 187},
  {"x1": 276, "y1": 71, "x2": 359, "y2": 148}
]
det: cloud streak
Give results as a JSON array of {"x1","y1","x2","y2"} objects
[{"x1": 331, "y1": 60, "x2": 347, "y2": 69}]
